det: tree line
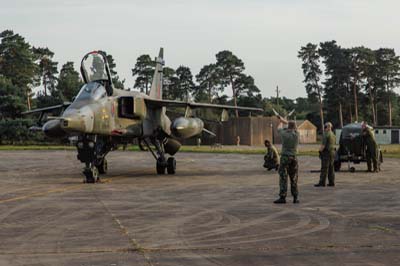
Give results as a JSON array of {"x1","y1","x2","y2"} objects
[
  {"x1": 1, "y1": 29, "x2": 400, "y2": 143},
  {"x1": 131, "y1": 50, "x2": 262, "y2": 117},
  {"x1": 298, "y1": 40, "x2": 400, "y2": 131}
]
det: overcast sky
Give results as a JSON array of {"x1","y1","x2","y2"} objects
[{"x1": 1, "y1": 0, "x2": 400, "y2": 98}]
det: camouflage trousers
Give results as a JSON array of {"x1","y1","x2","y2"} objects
[
  {"x1": 366, "y1": 145, "x2": 379, "y2": 171},
  {"x1": 264, "y1": 157, "x2": 279, "y2": 170},
  {"x1": 278, "y1": 155, "x2": 298, "y2": 198},
  {"x1": 319, "y1": 151, "x2": 335, "y2": 185}
]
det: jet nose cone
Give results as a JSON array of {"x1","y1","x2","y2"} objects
[{"x1": 61, "y1": 107, "x2": 94, "y2": 133}]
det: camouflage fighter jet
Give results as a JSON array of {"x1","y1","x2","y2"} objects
[{"x1": 24, "y1": 49, "x2": 262, "y2": 183}]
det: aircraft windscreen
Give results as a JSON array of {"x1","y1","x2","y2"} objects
[
  {"x1": 75, "y1": 82, "x2": 107, "y2": 102},
  {"x1": 81, "y1": 52, "x2": 109, "y2": 82}
]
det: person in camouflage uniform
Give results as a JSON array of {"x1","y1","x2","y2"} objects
[
  {"x1": 263, "y1": 139, "x2": 280, "y2": 171},
  {"x1": 362, "y1": 122, "x2": 379, "y2": 172},
  {"x1": 273, "y1": 117, "x2": 299, "y2": 204},
  {"x1": 315, "y1": 122, "x2": 336, "y2": 187}
]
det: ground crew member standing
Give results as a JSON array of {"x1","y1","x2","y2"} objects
[
  {"x1": 362, "y1": 122, "x2": 379, "y2": 172},
  {"x1": 263, "y1": 139, "x2": 280, "y2": 170},
  {"x1": 274, "y1": 117, "x2": 299, "y2": 204},
  {"x1": 315, "y1": 122, "x2": 336, "y2": 187}
]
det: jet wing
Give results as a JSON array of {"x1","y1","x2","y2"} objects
[
  {"x1": 144, "y1": 98, "x2": 263, "y2": 112},
  {"x1": 22, "y1": 102, "x2": 71, "y2": 115},
  {"x1": 22, "y1": 102, "x2": 71, "y2": 126}
]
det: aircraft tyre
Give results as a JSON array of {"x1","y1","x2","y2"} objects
[
  {"x1": 167, "y1": 157, "x2": 176, "y2": 175},
  {"x1": 156, "y1": 158, "x2": 166, "y2": 174},
  {"x1": 98, "y1": 158, "x2": 108, "y2": 174},
  {"x1": 84, "y1": 166, "x2": 99, "y2": 183}
]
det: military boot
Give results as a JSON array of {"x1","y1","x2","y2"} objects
[
  {"x1": 314, "y1": 183, "x2": 325, "y2": 187},
  {"x1": 273, "y1": 197, "x2": 286, "y2": 204},
  {"x1": 293, "y1": 197, "x2": 299, "y2": 204}
]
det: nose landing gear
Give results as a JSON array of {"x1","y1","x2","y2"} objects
[
  {"x1": 77, "y1": 135, "x2": 112, "y2": 183},
  {"x1": 83, "y1": 165, "x2": 99, "y2": 183}
]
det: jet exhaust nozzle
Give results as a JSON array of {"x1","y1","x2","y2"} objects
[{"x1": 171, "y1": 117, "x2": 204, "y2": 139}]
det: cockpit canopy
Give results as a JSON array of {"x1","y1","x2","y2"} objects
[
  {"x1": 81, "y1": 52, "x2": 109, "y2": 82},
  {"x1": 80, "y1": 51, "x2": 113, "y2": 96}
]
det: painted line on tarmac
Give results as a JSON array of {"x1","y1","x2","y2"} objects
[
  {"x1": 0, "y1": 184, "x2": 83, "y2": 204},
  {"x1": 0, "y1": 173, "x2": 132, "y2": 205}
]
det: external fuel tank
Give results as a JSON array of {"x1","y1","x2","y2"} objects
[{"x1": 171, "y1": 117, "x2": 204, "y2": 139}]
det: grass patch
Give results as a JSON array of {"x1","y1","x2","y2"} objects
[
  {"x1": 380, "y1": 144, "x2": 400, "y2": 158},
  {"x1": 0, "y1": 144, "x2": 399, "y2": 158},
  {"x1": 369, "y1": 225, "x2": 392, "y2": 233},
  {"x1": 0, "y1": 145, "x2": 75, "y2": 151}
]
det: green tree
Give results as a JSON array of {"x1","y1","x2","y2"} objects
[
  {"x1": 347, "y1": 47, "x2": 370, "y2": 122},
  {"x1": 374, "y1": 48, "x2": 400, "y2": 126},
  {"x1": 263, "y1": 98, "x2": 288, "y2": 117},
  {"x1": 175, "y1": 66, "x2": 195, "y2": 101},
  {"x1": 234, "y1": 74, "x2": 260, "y2": 97},
  {"x1": 298, "y1": 43, "x2": 324, "y2": 131},
  {"x1": 162, "y1": 67, "x2": 178, "y2": 100},
  {"x1": 0, "y1": 76, "x2": 26, "y2": 119},
  {"x1": 234, "y1": 74, "x2": 262, "y2": 113},
  {"x1": 195, "y1": 63, "x2": 222, "y2": 103},
  {"x1": 237, "y1": 93, "x2": 263, "y2": 116},
  {"x1": 0, "y1": 30, "x2": 37, "y2": 110},
  {"x1": 319, "y1": 41, "x2": 353, "y2": 128},
  {"x1": 132, "y1": 54, "x2": 155, "y2": 94},
  {"x1": 34, "y1": 91, "x2": 63, "y2": 108},
  {"x1": 99, "y1": 51, "x2": 125, "y2": 89},
  {"x1": 57, "y1": 62, "x2": 83, "y2": 101},
  {"x1": 360, "y1": 49, "x2": 379, "y2": 125},
  {"x1": 215, "y1": 50, "x2": 245, "y2": 117},
  {"x1": 32, "y1": 47, "x2": 58, "y2": 96},
  {"x1": 0, "y1": 118, "x2": 41, "y2": 145}
]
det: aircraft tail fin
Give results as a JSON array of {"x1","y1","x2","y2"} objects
[{"x1": 149, "y1": 48, "x2": 164, "y2": 99}]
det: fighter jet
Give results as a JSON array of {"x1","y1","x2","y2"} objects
[{"x1": 24, "y1": 49, "x2": 263, "y2": 183}]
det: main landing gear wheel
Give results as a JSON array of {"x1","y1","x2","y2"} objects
[
  {"x1": 84, "y1": 166, "x2": 99, "y2": 183},
  {"x1": 156, "y1": 159, "x2": 166, "y2": 174},
  {"x1": 167, "y1": 157, "x2": 176, "y2": 175},
  {"x1": 98, "y1": 159, "x2": 108, "y2": 174}
]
